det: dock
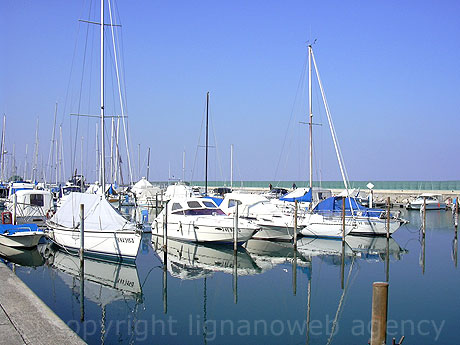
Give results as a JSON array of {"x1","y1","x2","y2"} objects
[{"x1": 0, "y1": 261, "x2": 86, "y2": 345}]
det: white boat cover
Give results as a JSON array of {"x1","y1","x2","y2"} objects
[
  {"x1": 132, "y1": 177, "x2": 153, "y2": 193},
  {"x1": 51, "y1": 192, "x2": 136, "y2": 231}
]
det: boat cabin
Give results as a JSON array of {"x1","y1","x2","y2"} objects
[{"x1": 169, "y1": 199, "x2": 226, "y2": 216}]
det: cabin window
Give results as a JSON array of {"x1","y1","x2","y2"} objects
[
  {"x1": 30, "y1": 194, "x2": 44, "y2": 207},
  {"x1": 187, "y1": 201, "x2": 202, "y2": 209},
  {"x1": 228, "y1": 200, "x2": 236, "y2": 208},
  {"x1": 203, "y1": 201, "x2": 217, "y2": 208},
  {"x1": 171, "y1": 203, "x2": 182, "y2": 211}
]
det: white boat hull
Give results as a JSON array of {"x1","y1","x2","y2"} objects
[
  {"x1": 299, "y1": 213, "x2": 354, "y2": 238},
  {"x1": 46, "y1": 225, "x2": 141, "y2": 262},
  {"x1": 349, "y1": 217, "x2": 402, "y2": 236},
  {"x1": 152, "y1": 218, "x2": 257, "y2": 244},
  {"x1": 251, "y1": 224, "x2": 294, "y2": 241},
  {"x1": 0, "y1": 232, "x2": 43, "y2": 248}
]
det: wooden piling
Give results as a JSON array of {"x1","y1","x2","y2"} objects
[
  {"x1": 455, "y1": 197, "x2": 459, "y2": 229},
  {"x1": 342, "y1": 196, "x2": 346, "y2": 241},
  {"x1": 12, "y1": 193, "x2": 17, "y2": 225},
  {"x1": 423, "y1": 196, "x2": 427, "y2": 237},
  {"x1": 163, "y1": 201, "x2": 168, "y2": 250},
  {"x1": 386, "y1": 197, "x2": 390, "y2": 239},
  {"x1": 155, "y1": 193, "x2": 158, "y2": 217},
  {"x1": 294, "y1": 200, "x2": 298, "y2": 248},
  {"x1": 233, "y1": 202, "x2": 239, "y2": 252},
  {"x1": 79, "y1": 204, "x2": 84, "y2": 268},
  {"x1": 370, "y1": 282, "x2": 389, "y2": 345},
  {"x1": 79, "y1": 203, "x2": 85, "y2": 322}
]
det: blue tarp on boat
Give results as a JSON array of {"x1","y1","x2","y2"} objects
[
  {"x1": 0, "y1": 224, "x2": 41, "y2": 235},
  {"x1": 279, "y1": 189, "x2": 312, "y2": 202},
  {"x1": 313, "y1": 196, "x2": 383, "y2": 218}
]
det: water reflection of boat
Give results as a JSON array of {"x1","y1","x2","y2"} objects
[
  {"x1": 297, "y1": 237, "x2": 354, "y2": 259},
  {"x1": 346, "y1": 235, "x2": 408, "y2": 261},
  {"x1": 41, "y1": 243, "x2": 142, "y2": 302},
  {"x1": 243, "y1": 239, "x2": 311, "y2": 272},
  {"x1": 0, "y1": 243, "x2": 44, "y2": 267},
  {"x1": 152, "y1": 236, "x2": 261, "y2": 279}
]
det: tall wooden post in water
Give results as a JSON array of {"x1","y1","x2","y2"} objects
[
  {"x1": 80, "y1": 203, "x2": 85, "y2": 321},
  {"x1": 205, "y1": 92, "x2": 209, "y2": 196},
  {"x1": 386, "y1": 197, "x2": 390, "y2": 239},
  {"x1": 370, "y1": 282, "x2": 389, "y2": 345}
]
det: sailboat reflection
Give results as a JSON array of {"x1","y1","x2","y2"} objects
[
  {"x1": 346, "y1": 235, "x2": 408, "y2": 261},
  {"x1": 41, "y1": 243, "x2": 142, "y2": 299},
  {"x1": 294, "y1": 235, "x2": 407, "y2": 344},
  {"x1": 152, "y1": 236, "x2": 261, "y2": 279},
  {"x1": 0, "y1": 243, "x2": 45, "y2": 267},
  {"x1": 40, "y1": 243, "x2": 143, "y2": 343}
]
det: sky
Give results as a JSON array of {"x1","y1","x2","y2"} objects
[{"x1": 1, "y1": 0, "x2": 460, "y2": 184}]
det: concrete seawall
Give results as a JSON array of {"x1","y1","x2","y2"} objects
[{"x1": 0, "y1": 261, "x2": 86, "y2": 345}]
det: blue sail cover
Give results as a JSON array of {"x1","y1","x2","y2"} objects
[
  {"x1": 313, "y1": 196, "x2": 383, "y2": 218},
  {"x1": 279, "y1": 189, "x2": 312, "y2": 202}
]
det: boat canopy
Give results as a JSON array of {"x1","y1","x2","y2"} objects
[
  {"x1": 279, "y1": 188, "x2": 312, "y2": 202},
  {"x1": 50, "y1": 192, "x2": 136, "y2": 231},
  {"x1": 313, "y1": 196, "x2": 383, "y2": 218}
]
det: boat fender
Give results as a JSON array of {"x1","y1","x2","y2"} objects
[
  {"x1": 1, "y1": 211, "x2": 12, "y2": 224},
  {"x1": 46, "y1": 209, "x2": 55, "y2": 219}
]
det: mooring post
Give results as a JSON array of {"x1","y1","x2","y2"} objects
[
  {"x1": 370, "y1": 282, "x2": 389, "y2": 345},
  {"x1": 163, "y1": 201, "x2": 168, "y2": 250},
  {"x1": 294, "y1": 200, "x2": 298, "y2": 248},
  {"x1": 155, "y1": 192, "x2": 158, "y2": 217},
  {"x1": 163, "y1": 249, "x2": 168, "y2": 314},
  {"x1": 342, "y1": 196, "x2": 346, "y2": 240},
  {"x1": 292, "y1": 247, "x2": 297, "y2": 296},
  {"x1": 12, "y1": 193, "x2": 17, "y2": 225},
  {"x1": 233, "y1": 201, "x2": 239, "y2": 252},
  {"x1": 386, "y1": 197, "x2": 391, "y2": 239},
  {"x1": 79, "y1": 203, "x2": 85, "y2": 321},
  {"x1": 455, "y1": 196, "x2": 459, "y2": 230},
  {"x1": 340, "y1": 241, "x2": 345, "y2": 290},
  {"x1": 233, "y1": 251, "x2": 238, "y2": 304},
  {"x1": 423, "y1": 196, "x2": 427, "y2": 237},
  {"x1": 80, "y1": 204, "x2": 85, "y2": 267}
]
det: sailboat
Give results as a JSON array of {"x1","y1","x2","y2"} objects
[
  {"x1": 46, "y1": 0, "x2": 141, "y2": 262},
  {"x1": 294, "y1": 45, "x2": 405, "y2": 237}
]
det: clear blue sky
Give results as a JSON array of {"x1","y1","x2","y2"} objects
[{"x1": 1, "y1": 0, "x2": 459, "y2": 184}]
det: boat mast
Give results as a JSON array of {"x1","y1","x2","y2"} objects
[
  {"x1": 100, "y1": 0, "x2": 106, "y2": 191},
  {"x1": 182, "y1": 149, "x2": 185, "y2": 182},
  {"x1": 205, "y1": 91, "x2": 209, "y2": 195},
  {"x1": 230, "y1": 144, "x2": 233, "y2": 189},
  {"x1": 1, "y1": 115, "x2": 5, "y2": 182},
  {"x1": 308, "y1": 45, "x2": 313, "y2": 190},
  {"x1": 147, "y1": 147, "x2": 151, "y2": 181}
]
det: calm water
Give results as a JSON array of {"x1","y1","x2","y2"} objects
[{"x1": 2, "y1": 208, "x2": 459, "y2": 344}]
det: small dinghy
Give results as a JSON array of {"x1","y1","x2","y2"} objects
[{"x1": 0, "y1": 223, "x2": 44, "y2": 248}]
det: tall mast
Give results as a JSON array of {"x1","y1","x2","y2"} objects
[
  {"x1": 205, "y1": 91, "x2": 209, "y2": 195},
  {"x1": 100, "y1": 0, "x2": 106, "y2": 191},
  {"x1": 146, "y1": 147, "x2": 151, "y2": 181},
  {"x1": 1, "y1": 115, "x2": 5, "y2": 182},
  {"x1": 230, "y1": 144, "x2": 233, "y2": 189},
  {"x1": 182, "y1": 149, "x2": 185, "y2": 182},
  {"x1": 308, "y1": 45, "x2": 313, "y2": 190}
]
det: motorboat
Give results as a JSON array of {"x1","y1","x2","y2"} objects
[
  {"x1": 6, "y1": 189, "x2": 54, "y2": 225},
  {"x1": 220, "y1": 192, "x2": 297, "y2": 241},
  {"x1": 152, "y1": 197, "x2": 259, "y2": 244},
  {"x1": 407, "y1": 193, "x2": 447, "y2": 210},
  {"x1": 46, "y1": 192, "x2": 141, "y2": 262},
  {"x1": 0, "y1": 223, "x2": 43, "y2": 248}
]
